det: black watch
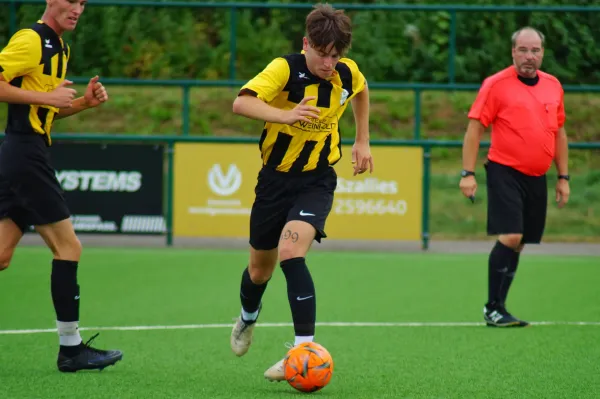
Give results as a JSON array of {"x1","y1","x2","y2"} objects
[
  {"x1": 461, "y1": 170, "x2": 475, "y2": 178},
  {"x1": 558, "y1": 174, "x2": 570, "y2": 181}
]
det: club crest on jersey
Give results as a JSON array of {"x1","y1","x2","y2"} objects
[{"x1": 340, "y1": 89, "x2": 349, "y2": 105}]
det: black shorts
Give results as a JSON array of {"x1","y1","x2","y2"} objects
[
  {"x1": 485, "y1": 160, "x2": 547, "y2": 244},
  {"x1": 249, "y1": 166, "x2": 337, "y2": 250},
  {"x1": 0, "y1": 134, "x2": 71, "y2": 232}
]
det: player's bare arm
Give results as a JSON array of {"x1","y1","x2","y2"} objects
[
  {"x1": 0, "y1": 74, "x2": 75, "y2": 108},
  {"x1": 459, "y1": 118, "x2": 485, "y2": 199},
  {"x1": 350, "y1": 84, "x2": 373, "y2": 175},
  {"x1": 233, "y1": 94, "x2": 320, "y2": 125},
  {"x1": 554, "y1": 126, "x2": 570, "y2": 208},
  {"x1": 55, "y1": 76, "x2": 108, "y2": 119}
]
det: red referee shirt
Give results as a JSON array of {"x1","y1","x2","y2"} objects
[{"x1": 468, "y1": 66, "x2": 565, "y2": 176}]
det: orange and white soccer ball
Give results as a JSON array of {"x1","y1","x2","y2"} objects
[{"x1": 283, "y1": 342, "x2": 334, "y2": 393}]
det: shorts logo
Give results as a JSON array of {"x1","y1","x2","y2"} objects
[
  {"x1": 299, "y1": 210, "x2": 315, "y2": 216},
  {"x1": 207, "y1": 164, "x2": 242, "y2": 196}
]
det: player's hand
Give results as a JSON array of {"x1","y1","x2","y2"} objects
[
  {"x1": 556, "y1": 178, "x2": 570, "y2": 208},
  {"x1": 459, "y1": 176, "x2": 477, "y2": 200},
  {"x1": 280, "y1": 96, "x2": 320, "y2": 125},
  {"x1": 84, "y1": 76, "x2": 108, "y2": 107},
  {"x1": 47, "y1": 80, "x2": 77, "y2": 108},
  {"x1": 352, "y1": 140, "x2": 374, "y2": 176}
]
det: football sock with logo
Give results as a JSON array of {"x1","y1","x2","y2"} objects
[
  {"x1": 281, "y1": 257, "x2": 316, "y2": 342},
  {"x1": 487, "y1": 241, "x2": 516, "y2": 308},
  {"x1": 239, "y1": 267, "x2": 269, "y2": 323},
  {"x1": 51, "y1": 259, "x2": 83, "y2": 356},
  {"x1": 499, "y1": 251, "x2": 520, "y2": 306}
]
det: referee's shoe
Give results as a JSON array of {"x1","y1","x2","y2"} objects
[{"x1": 484, "y1": 303, "x2": 530, "y2": 327}]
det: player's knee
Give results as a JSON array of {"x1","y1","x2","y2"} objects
[
  {"x1": 278, "y1": 244, "x2": 305, "y2": 262},
  {"x1": 0, "y1": 251, "x2": 14, "y2": 270},
  {"x1": 53, "y1": 236, "x2": 83, "y2": 261},
  {"x1": 247, "y1": 264, "x2": 272, "y2": 284},
  {"x1": 499, "y1": 234, "x2": 523, "y2": 249}
]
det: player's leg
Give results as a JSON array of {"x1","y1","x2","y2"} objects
[
  {"x1": 264, "y1": 168, "x2": 336, "y2": 382},
  {"x1": 0, "y1": 174, "x2": 29, "y2": 270},
  {"x1": 35, "y1": 218, "x2": 123, "y2": 372},
  {"x1": 484, "y1": 161, "x2": 529, "y2": 327},
  {"x1": 263, "y1": 219, "x2": 318, "y2": 382},
  {"x1": 278, "y1": 220, "x2": 319, "y2": 347},
  {"x1": 15, "y1": 149, "x2": 122, "y2": 372},
  {"x1": 0, "y1": 218, "x2": 25, "y2": 271},
  {"x1": 231, "y1": 247, "x2": 278, "y2": 356},
  {"x1": 231, "y1": 169, "x2": 289, "y2": 356}
]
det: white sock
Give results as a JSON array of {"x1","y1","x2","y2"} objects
[
  {"x1": 294, "y1": 335, "x2": 314, "y2": 346},
  {"x1": 241, "y1": 307, "x2": 259, "y2": 322},
  {"x1": 57, "y1": 321, "x2": 82, "y2": 346}
]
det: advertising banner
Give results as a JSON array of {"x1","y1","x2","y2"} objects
[
  {"x1": 50, "y1": 142, "x2": 165, "y2": 234},
  {"x1": 173, "y1": 143, "x2": 422, "y2": 241}
]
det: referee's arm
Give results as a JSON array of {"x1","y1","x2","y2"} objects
[
  {"x1": 462, "y1": 118, "x2": 485, "y2": 172},
  {"x1": 554, "y1": 126, "x2": 569, "y2": 176}
]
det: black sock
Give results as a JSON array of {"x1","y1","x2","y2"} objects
[
  {"x1": 239, "y1": 267, "x2": 269, "y2": 323},
  {"x1": 281, "y1": 257, "x2": 316, "y2": 337},
  {"x1": 52, "y1": 259, "x2": 81, "y2": 356},
  {"x1": 499, "y1": 251, "x2": 520, "y2": 306},
  {"x1": 51, "y1": 259, "x2": 80, "y2": 322},
  {"x1": 487, "y1": 241, "x2": 515, "y2": 308}
]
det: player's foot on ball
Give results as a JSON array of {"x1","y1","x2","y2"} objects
[
  {"x1": 264, "y1": 358, "x2": 285, "y2": 382},
  {"x1": 57, "y1": 333, "x2": 123, "y2": 372},
  {"x1": 484, "y1": 304, "x2": 530, "y2": 327}
]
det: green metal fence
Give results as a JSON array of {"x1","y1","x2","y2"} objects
[
  {"x1": 3, "y1": 1, "x2": 600, "y2": 138},
  {"x1": 2, "y1": 2, "x2": 600, "y2": 248},
  {"x1": 50, "y1": 133, "x2": 600, "y2": 250}
]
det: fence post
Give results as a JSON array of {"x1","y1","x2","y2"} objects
[
  {"x1": 165, "y1": 140, "x2": 175, "y2": 246},
  {"x1": 182, "y1": 86, "x2": 190, "y2": 136},
  {"x1": 9, "y1": 0, "x2": 17, "y2": 36},
  {"x1": 229, "y1": 6, "x2": 238, "y2": 81},
  {"x1": 421, "y1": 145, "x2": 431, "y2": 250},
  {"x1": 413, "y1": 89, "x2": 421, "y2": 140},
  {"x1": 448, "y1": 10, "x2": 457, "y2": 84}
]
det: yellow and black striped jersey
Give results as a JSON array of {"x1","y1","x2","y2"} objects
[
  {"x1": 0, "y1": 20, "x2": 70, "y2": 145},
  {"x1": 239, "y1": 53, "x2": 366, "y2": 173}
]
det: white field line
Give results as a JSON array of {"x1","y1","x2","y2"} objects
[{"x1": 1, "y1": 321, "x2": 599, "y2": 335}]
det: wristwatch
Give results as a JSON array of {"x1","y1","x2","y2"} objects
[
  {"x1": 558, "y1": 174, "x2": 570, "y2": 181},
  {"x1": 461, "y1": 170, "x2": 475, "y2": 178}
]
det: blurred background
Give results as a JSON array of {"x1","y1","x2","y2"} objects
[
  {"x1": 2, "y1": 2, "x2": 600, "y2": 398},
  {"x1": 2, "y1": 0, "x2": 599, "y2": 247}
]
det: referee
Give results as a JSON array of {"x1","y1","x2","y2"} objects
[{"x1": 460, "y1": 27, "x2": 570, "y2": 327}]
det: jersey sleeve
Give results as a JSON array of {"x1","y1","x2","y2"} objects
[
  {"x1": 239, "y1": 57, "x2": 290, "y2": 103},
  {"x1": 0, "y1": 29, "x2": 41, "y2": 82},
  {"x1": 340, "y1": 57, "x2": 366, "y2": 95},
  {"x1": 467, "y1": 78, "x2": 499, "y2": 128}
]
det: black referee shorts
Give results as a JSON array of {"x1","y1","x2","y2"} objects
[
  {"x1": 0, "y1": 134, "x2": 71, "y2": 232},
  {"x1": 249, "y1": 166, "x2": 337, "y2": 251},
  {"x1": 485, "y1": 160, "x2": 547, "y2": 244}
]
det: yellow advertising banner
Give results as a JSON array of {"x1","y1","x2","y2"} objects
[
  {"x1": 173, "y1": 143, "x2": 422, "y2": 240},
  {"x1": 173, "y1": 143, "x2": 262, "y2": 238},
  {"x1": 327, "y1": 146, "x2": 422, "y2": 240}
]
